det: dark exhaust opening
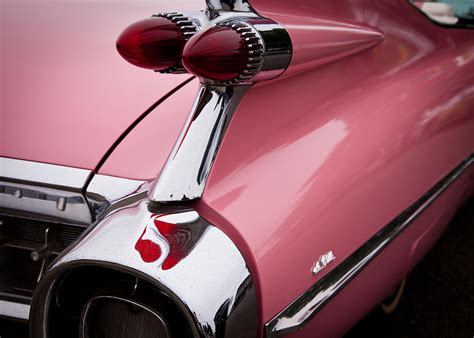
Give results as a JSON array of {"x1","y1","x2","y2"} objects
[{"x1": 45, "y1": 266, "x2": 193, "y2": 338}]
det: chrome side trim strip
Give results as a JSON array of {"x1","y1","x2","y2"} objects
[
  {"x1": 0, "y1": 158, "x2": 149, "y2": 224},
  {"x1": 86, "y1": 174, "x2": 148, "y2": 204},
  {"x1": 0, "y1": 300, "x2": 30, "y2": 320},
  {"x1": 265, "y1": 154, "x2": 474, "y2": 337},
  {"x1": 0, "y1": 181, "x2": 93, "y2": 224},
  {"x1": 1, "y1": 157, "x2": 93, "y2": 224},
  {"x1": 0, "y1": 157, "x2": 91, "y2": 190},
  {"x1": 86, "y1": 174, "x2": 149, "y2": 218}
]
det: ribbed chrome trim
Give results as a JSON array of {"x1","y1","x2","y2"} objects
[
  {"x1": 156, "y1": 12, "x2": 198, "y2": 39},
  {"x1": 153, "y1": 12, "x2": 198, "y2": 74},
  {"x1": 0, "y1": 300, "x2": 30, "y2": 320},
  {"x1": 211, "y1": 20, "x2": 264, "y2": 85},
  {"x1": 265, "y1": 154, "x2": 474, "y2": 337}
]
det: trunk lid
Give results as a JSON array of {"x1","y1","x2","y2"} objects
[{"x1": 0, "y1": 0, "x2": 199, "y2": 170}]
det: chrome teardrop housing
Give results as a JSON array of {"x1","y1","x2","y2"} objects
[
  {"x1": 151, "y1": 11, "x2": 292, "y2": 81},
  {"x1": 29, "y1": 199, "x2": 259, "y2": 338},
  {"x1": 149, "y1": 11, "x2": 292, "y2": 202}
]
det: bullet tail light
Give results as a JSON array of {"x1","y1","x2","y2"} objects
[
  {"x1": 183, "y1": 19, "x2": 292, "y2": 85},
  {"x1": 116, "y1": 7, "x2": 293, "y2": 203},
  {"x1": 116, "y1": 12, "x2": 197, "y2": 73},
  {"x1": 182, "y1": 21, "x2": 260, "y2": 84},
  {"x1": 117, "y1": 13, "x2": 292, "y2": 83}
]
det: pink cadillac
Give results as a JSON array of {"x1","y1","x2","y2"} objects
[{"x1": 1, "y1": 0, "x2": 473, "y2": 337}]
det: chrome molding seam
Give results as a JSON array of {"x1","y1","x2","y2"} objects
[
  {"x1": 86, "y1": 173, "x2": 149, "y2": 219},
  {"x1": 265, "y1": 154, "x2": 474, "y2": 337},
  {"x1": 30, "y1": 200, "x2": 258, "y2": 338}
]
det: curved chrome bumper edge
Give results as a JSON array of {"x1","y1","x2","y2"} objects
[
  {"x1": 265, "y1": 154, "x2": 473, "y2": 337},
  {"x1": 30, "y1": 199, "x2": 258, "y2": 338}
]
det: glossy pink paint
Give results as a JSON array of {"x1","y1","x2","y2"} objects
[
  {"x1": 91, "y1": 1, "x2": 473, "y2": 336},
  {"x1": 0, "y1": 0, "x2": 200, "y2": 170},
  {"x1": 4, "y1": 0, "x2": 473, "y2": 336},
  {"x1": 284, "y1": 171, "x2": 473, "y2": 338},
  {"x1": 273, "y1": 15, "x2": 385, "y2": 78},
  {"x1": 192, "y1": 1, "x2": 474, "y2": 336},
  {"x1": 98, "y1": 78, "x2": 200, "y2": 179}
]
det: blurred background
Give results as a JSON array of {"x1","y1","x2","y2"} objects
[
  {"x1": 412, "y1": 0, "x2": 474, "y2": 25},
  {"x1": 348, "y1": 197, "x2": 474, "y2": 338}
]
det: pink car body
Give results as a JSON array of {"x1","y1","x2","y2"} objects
[{"x1": 1, "y1": 0, "x2": 473, "y2": 337}]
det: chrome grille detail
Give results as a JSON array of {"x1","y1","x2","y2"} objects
[
  {"x1": 0, "y1": 215, "x2": 87, "y2": 305},
  {"x1": 81, "y1": 297, "x2": 171, "y2": 338}
]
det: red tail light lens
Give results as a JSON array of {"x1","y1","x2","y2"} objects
[
  {"x1": 116, "y1": 17, "x2": 186, "y2": 71},
  {"x1": 182, "y1": 25, "x2": 253, "y2": 82}
]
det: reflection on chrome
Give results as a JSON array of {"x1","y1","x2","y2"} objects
[
  {"x1": 149, "y1": 8, "x2": 292, "y2": 203},
  {"x1": 31, "y1": 199, "x2": 258, "y2": 338},
  {"x1": 206, "y1": 0, "x2": 252, "y2": 18},
  {"x1": 0, "y1": 157, "x2": 93, "y2": 224},
  {"x1": 86, "y1": 173, "x2": 149, "y2": 218},
  {"x1": 149, "y1": 85, "x2": 248, "y2": 202}
]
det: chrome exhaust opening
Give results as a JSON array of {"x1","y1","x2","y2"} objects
[
  {"x1": 30, "y1": 190, "x2": 258, "y2": 338},
  {"x1": 32, "y1": 264, "x2": 195, "y2": 338},
  {"x1": 80, "y1": 295, "x2": 170, "y2": 338}
]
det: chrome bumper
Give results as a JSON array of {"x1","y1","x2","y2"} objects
[{"x1": 1, "y1": 157, "x2": 258, "y2": 337}]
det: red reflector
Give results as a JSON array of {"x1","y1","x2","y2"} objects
[
  {"x1": 182, "y1": 26, "x2": 250, "y2": 82},
  {"x1": 116, "y1": 17, "x2": 186, "y2": 71},
  {"x1": 135, "y1": 228, "x2": 162, "y2": 263}
]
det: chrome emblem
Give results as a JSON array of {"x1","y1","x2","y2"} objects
[{"x1": 312, "y1": 251, "x2": 336, "y2": 275}]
